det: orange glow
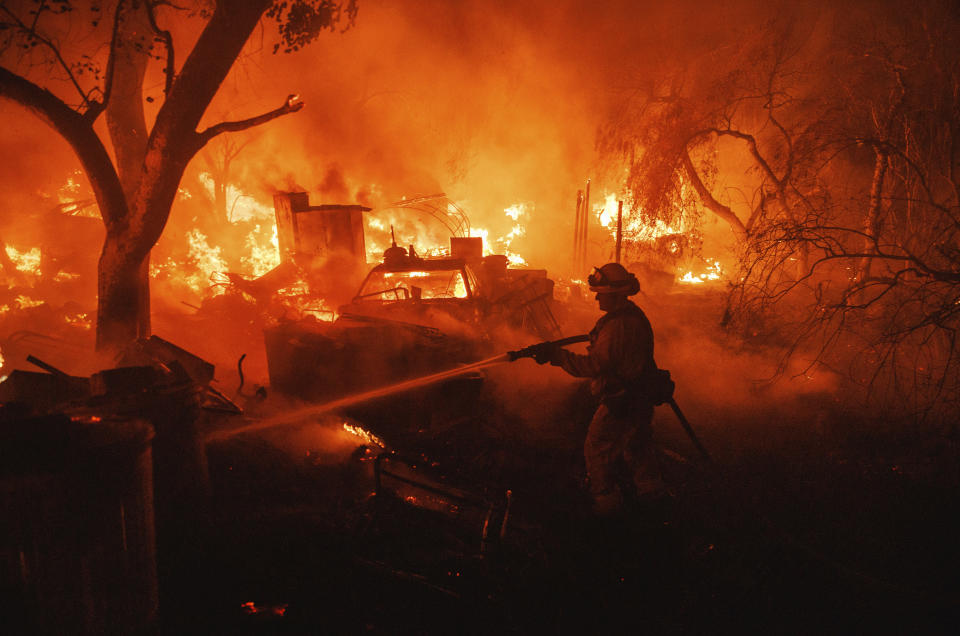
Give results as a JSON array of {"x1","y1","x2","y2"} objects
[
  {"x1": 275, "y1": 278, "x2": 337, "y2": 321},
  {"x1": 240, "y1": 224, "x2": 281, "y2": 277},
  {"x1": 15, "y1": 294, "x2": 44, "y2": 309},
  {"x1": 678, "y1": 259, "x2": 723, "y2": 285},
  {"x1": 385, "y1": 271, "x2": 430, "y2": 278},
  {"x1": 5, "y1": 245, "x2": 41, "y2": 275},
  {"x1": 240, "y1": 601, "x2": 288, "y2": 617},
  {"x1": 342, "y1": 422, "x2": 385, "y2": 447},
  {"x1": 595, "y1": 192, "x2": 683, "y2": 241},
  {"x1": 64, "y1": 311, "x2": 93, "y2": 329}
]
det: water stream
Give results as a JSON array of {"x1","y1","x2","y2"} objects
[{"x1": 207, "y1": 353, "x2": 512, "y2": 442}]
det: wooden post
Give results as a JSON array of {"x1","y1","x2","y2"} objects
[
  {"x1": 580, "y1": 179, "x2": 591, "y2": 273},
  {"x1": 615, "y1": 200, "x2": 623, "y2": 264},
  {"x1": 573, "y1": 190, "x2": 583, "y2": 276}
]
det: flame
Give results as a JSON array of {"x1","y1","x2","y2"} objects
[
  {"x1": 187, "y1": 229, "x2": 229, "y2": 290},
  {"x1": 240, "y1": 224, "x2": 280, "y2": 277},
  {"x1": 151, "y1": 230, "x2": 231, "y2": 298},
  {"x1": 384, "y1": 271, "x2": 430, "y2": 278},
  {"x1": 15, "y1": 295, "x2": 44, "y2": 309},
  {"x1": 5, "y1": 246, "x2": 41, "y2": 274},
  {"x1": 678, "y1": 259, "x2": 723, "y2": 284},
  {"x1": 596, "y1": 193, "x2": 620, "y2": 227},
  {"x1": 53, "y1": 271, "x2": 81, "y2": 282},
  {"x1": 197, "y1": 173, "x2": 275, "y2": 222},
  {"x1": 240, "y1": 601, "x2": 288, "y2": 617},
  {"x1": 499, "y1": 203, "x2": 528, "y2": 266},
  {"x1": 274, "y1": 278, "x2": 337, "y2": 321},
  {"x1": 593, "y1": 190, "x2": 726, "y2": 284},
  {"x1": 469, "y1": 203, "x2": 529, "y2": 266},
  {"x1": 594, "y1": 191, "x2": 682, "y2": 241},
  {"x1": 342, "y1": 422, "x2": 385, "y2": 447},
  {"x1": 64, "y1": 311, "x2": 92, "y2": 329}
]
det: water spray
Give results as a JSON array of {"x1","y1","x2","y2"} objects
[
  {"x1": 207, "y1": 335, "x2": 590, "y2": 442},
  {"x1": 208, "y1": 333, "x2": 710, "y2": 464}
]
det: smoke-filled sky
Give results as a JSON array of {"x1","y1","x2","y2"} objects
[
  {"x1": 0, "y1": 0, "x2": 809, "y2": 275},
  {"x1": 212, "y1": 0, "x2": 782, "y2": 269}
]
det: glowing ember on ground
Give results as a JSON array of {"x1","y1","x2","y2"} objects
[
  {"x1": 240, "y1": 601, "x2": 288, "y2": 617},
  {"x1": 64, "y1": 311, "x2": 92, "y2": 329},
  {"x1": 678, "y1": 259, "x2": 723, "y2": 284},
  {"x1": 53, "y1": 271, "x2": 81, "y2": 282},
  {"x1": 342, "y1": 422, "x2": 385, "y2": 448},
  {"x1": 15, "y1": 295, "x2": 44, "y2": 309}
]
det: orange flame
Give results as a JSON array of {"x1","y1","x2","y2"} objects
[{"x1": 4, "y1": 245, "x2": 41, "y2": 275}]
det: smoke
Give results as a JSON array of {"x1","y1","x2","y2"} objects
[
  {"x1": 0, "y1": 0, "x2": 883, "y2": 430},
  {"x1": 202, "y1": 0, "x2": 775, "y2": 273}
]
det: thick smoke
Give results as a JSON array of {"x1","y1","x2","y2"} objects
[{"x1": 0, "y1": 0, "x2": 874, "y2": 423}]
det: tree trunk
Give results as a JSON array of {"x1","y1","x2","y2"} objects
[
  {"x1": 215, "y1": 174, "x2": 228, "y2": 222},
  {"x1": 97, "y1": 235, "x2": 150, "y2": 351},
  {"x1": 857, "y1": 147, "x2": 888, "y2": 283},
  {"x1": 104, "y1": 0, "x2": 154, "y2": 347},
  {"x1": 681, "y1": 148, "x2": 748, "y2": 241},
  {"x1": 106, "y1": 1, "x2": 151, "y2": 198}
]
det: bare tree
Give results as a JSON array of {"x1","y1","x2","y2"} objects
[
  {"x1": 201, "y1": 132, "x2": 256, "y2": 224},
  {"x1": 599, "y1": 3, "x2": 960, "y2": 418},
  {"x1": 0, "y1": 0, "x2": 357, "y2": 351}
]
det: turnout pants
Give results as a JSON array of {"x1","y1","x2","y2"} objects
[{"x1": 584, "y1": 400, "x2": 661, "y2": 515}]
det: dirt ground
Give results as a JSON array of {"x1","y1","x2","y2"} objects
[{"x1": 159, "y1": 288, "x2": 960, "y2": 635}]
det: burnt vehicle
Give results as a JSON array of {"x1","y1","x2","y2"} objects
[
  {"x1": 341, "y1": 237, "x2": 485, "y2": 334},
  {"x1": 264, "y1": 221, "x2": 561, "y2": 406}
]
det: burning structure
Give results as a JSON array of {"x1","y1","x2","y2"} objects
[
  {"x1": 263, "y1": 190, "x2": 561, "y2": 405},
  {"x1": 1, "y1": 0, "x2": 960, "y2": 634}
]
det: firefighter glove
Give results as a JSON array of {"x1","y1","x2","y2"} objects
[{"x1": 529, "y1": 342, "x2": 558, "y2": 365}]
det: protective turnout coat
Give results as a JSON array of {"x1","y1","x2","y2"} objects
[
  {"x1": 552, "y1": 300, "x2": 656, "y2": 404},
  {"x1": 551, "y1": 299, "x2": 661, "y2": 513}
]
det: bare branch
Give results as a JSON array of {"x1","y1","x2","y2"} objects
[
  {"x1": 0, "y1": 66, "x2": 127, "y2": 232},
  {"x1": 145, "y1": 0, "x2": 175, "y2": 97},
  {"x1": 0, "y1": 3, "x2": 91, "y2": 110},
  {"x1": 83, "y1": 0, "x2": 126, "y2": 123},
  {"x1": 680, "y1": 146, "x2": 747, "y2": 239},
  {"x1": 697, "y1": 126, "x2": 784, "y2": 188},
  {"x1": 193, "y1": 94, "x2": 304, "y2": 151}
]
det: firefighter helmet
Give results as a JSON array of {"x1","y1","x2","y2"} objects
[{"x1": 588, "y1": 262, "x2": 640, "y2": 296}]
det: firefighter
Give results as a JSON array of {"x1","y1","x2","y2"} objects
[{"x1": 533, "y1": 263, "x2": 663, "y2": 516}]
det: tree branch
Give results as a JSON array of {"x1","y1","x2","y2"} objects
[
  {"x1": 83, "y1": 0, "x2": 126, "y2": 123},
  {"x1": 680, "y1": 147, "x2": 747, "y2": 239},
  {"x1": 193, "y1": 94, "x2": 304, "y2": 151},
  {"x1": 697, "y1": 126, "x2": 784, "y2": 188},
  {"x1": 0, "y1": 66, "x2": 127, "y2": 232},
  {"x1": 145, "y1": 0, "x2": 175, "y2": 96},
  {"x1": 0, "y1": 4, "x2": 91, "y2": 110}
]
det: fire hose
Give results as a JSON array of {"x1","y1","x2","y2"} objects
[{"x1": 508, "y1": 335, "x2": 711, "y2": 462}]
